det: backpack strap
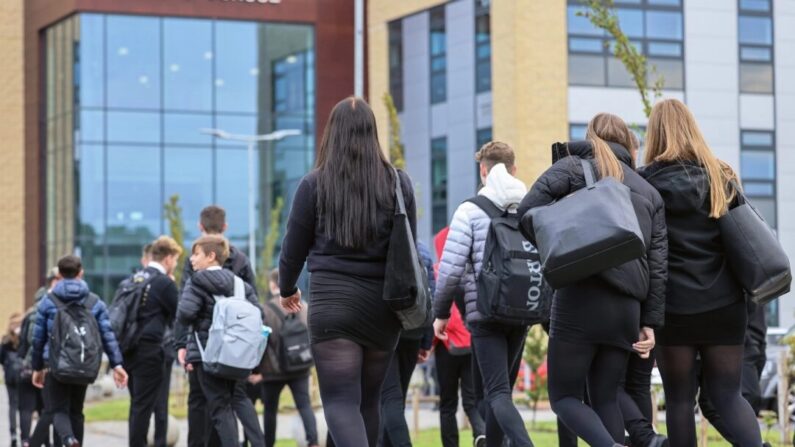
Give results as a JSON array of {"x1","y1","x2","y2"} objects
[
  {"x1": 49, "y1": 294, "x2": 65, "y2": 311},
  {"x1": 465, "y1": 195, "x2": 505, "y2": 219},
  {"x1": 580, "y1": 158, "x2": 597, "y2": 187}
]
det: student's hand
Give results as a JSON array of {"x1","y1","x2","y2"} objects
[
  {"x1": 113, "y1": 366, "x2": 129, "y2": 388},
  {"x1": 417, "y1": 349, "x2": 432, "y2": 364},
  {"x1": 633, "y1": 327, "x2": 655, "y2": 359},
  {"x1": 177, "y1": 348, "x2": 187, "y2": 367},
  {"x1": 280, "y1": 290, "x2": 303, "y2": 314},
  {"x1": 248, "y1": 374, "x2": 263, "y2": 385},
  {"x1": 433, "y1": 319, "x2": 449, "y2": 341},
  {"x1": 32, "y1": 370, "x2": 46, "y2": 389}
]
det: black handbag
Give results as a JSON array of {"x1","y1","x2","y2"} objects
[
  {"x1": 719, "y1": 187, "x2": 791, "y2": 305},
  {"x1": 382, "y1": 168, "x2": 432, "y2": 330},
  {"x1": 523, "y1": 158, "x2": 646, "y2": 289}
]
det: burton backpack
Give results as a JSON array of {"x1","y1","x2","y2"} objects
[
  {"x1": 49, "y1": 294, "x2": 103, "y2": 385},
  {"x1": 266, "y1": 301, "x2": 313, "y2": 373},
  {"x1": 196, "y1": 276, "x2": 267, "y2": 380},
  {"x1": 467, "y1": 196, "x2": 550, "y2": 326}
]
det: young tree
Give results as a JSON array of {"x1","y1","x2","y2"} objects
[
  {"x1": 163, "y1": 194, "x2": 186, "y2": 286},
  {"x1": 523, "y1": 325, "x2": 549, "y2": 427},
  {"x1": 257, "y1": 196, "x2": 284, "y2": 296},
  {"x1": 383, "y1": 92, "x2": 405, "y2": 169},
  {"x1": 578, "y1": 0, "x2": 664, "y2": 118}
]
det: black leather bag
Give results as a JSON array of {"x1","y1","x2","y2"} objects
[
  {"x1": 382, "y1": 169, "x2": 432, "y2": 330},
  {"x1": 719, "y1": 188, "x2": 791, "y2": 305},
  {"x1": 524, "y1": 158, "x2": 646, "y2": 289}
]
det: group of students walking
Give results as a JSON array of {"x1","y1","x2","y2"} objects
[{"x1": 0, "y1": 94, "x2": 786, "y2": 447}]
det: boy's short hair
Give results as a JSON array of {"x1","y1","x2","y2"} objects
[
  {"x1": 475, "y1": 141, "x2": 516, "y2": 171},
  {"x1": 57, "y1": 255, "x2": 82, "y2": 279},
  {"x1": 142, "y1": 243, "x2": 153, "y2": 258},
  {"x1": 151, "y1": 236, "x2": 183, "y2": 262},
  {"x1": 191, "y1": 235, "x2": 230, "y2": 266},
  {"x1": 269, "y1": 268, "x2": 279, "y2": 285},
  {"x1": 200, "y1": 206, "x2": 226, "y2": 234}
]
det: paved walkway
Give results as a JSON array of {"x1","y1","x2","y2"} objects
[{"x1": 0, "y1": 382, "x2": 558, "y2": 446}]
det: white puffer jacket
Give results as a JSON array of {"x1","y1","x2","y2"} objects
[{"x1": 433, "y1": 164, "x2": 527, "y2": 324}]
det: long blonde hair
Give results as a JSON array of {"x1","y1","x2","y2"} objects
[
  {"x1": 644, "y1": 99, "x2": 737, "y2": 218},
  {"x1": 586, "y1": 113, "x2": 636, "y2": 181},
  {"x1": 3, "y1": 312, "x2": 22, "y2": 349}
]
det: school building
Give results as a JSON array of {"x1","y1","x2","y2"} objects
[
  {"x1": 0, "y1": 0, "x2": 355, "y2": 323},
  {"x1": 368, "y1": 0, "x2": 795, "y2": 327}
]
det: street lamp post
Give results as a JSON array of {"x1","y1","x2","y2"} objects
[{"x1": 200, "y1": 128, "x2": 301, "y2": 272}]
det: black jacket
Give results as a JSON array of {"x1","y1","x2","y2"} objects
[
  {"x1": 175, "y1": 244, "x2": 257, "y2": 352},
  {"x1": 136, "y1": 267, "x2": 179, "y2": 345},
  {"x1": 518, "y1": 141, "x2": 668, "y2": 328},
  {"x1": 176, "y1": 268, "x2": 263, "y2": 365},
  {"x1": 638, "y1": 160, "x2": 743, "y2": 315}
]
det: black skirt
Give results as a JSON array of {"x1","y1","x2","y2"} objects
[
  {"x1": 656, "y1": 299, "x2": 747, "y2": 346},
  {"x1": 308, "y1": 270, "x2": 401, "y2": 352}
]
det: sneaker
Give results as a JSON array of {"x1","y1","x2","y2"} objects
[
  {"x1": 474, "y1": 435, "x2": 486, "y2": 447},
  {"x1": 62, "y1": 437, "x2": 80, "y2": 447}
]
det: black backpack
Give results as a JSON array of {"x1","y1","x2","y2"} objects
[
  {"x1": 49, "y1": 294, "x2": 103, "y2": 385},
  {"x1": 266, "y1": 302, "x2": 313, "y2": 373},
  {"x1": 109, "y1": 271, "x2": 153, "y2": 354},
  {"x1": 467, "y1": 196, "x2": 550, "y2": 326}
]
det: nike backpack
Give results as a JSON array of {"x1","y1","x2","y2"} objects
[{"x1": 49, "y1": 295, "x2": 103, "y2": 385}]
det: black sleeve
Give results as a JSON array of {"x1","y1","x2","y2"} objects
[
  {"x1": 180, "y1": 259, "x2": 194, "y2": 293},
  {"x1": 176, "y1": 279, "x2": 204, "y2": 327},
  {"x1": 161, "y1": 278, "x2": 180, "y2": 324},
  {"x1": 642, "y1": 196, "x2": 668, "y2": 329},
  {"x1": 240, "y1": 260, "x2": 257, "y2": 297},
  {"x1": 279, "y1": 176, "x2": 316, "y2": 297},
  {"x1": 518, "y1": 156, "x2": 582, "y2": 244},
  {"x1": 400, "y1": 170, "x2": 418, "y2": 242}
]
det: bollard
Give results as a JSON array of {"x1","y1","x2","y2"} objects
[{"x1": 778, "y1": 348, "x2": 790, "y2": 445}]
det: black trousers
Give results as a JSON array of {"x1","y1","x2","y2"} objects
[
  {"x1": 380, "y1": 338, "x2": 421, "y2": 447},
  {"x1": 471, "y1": 323, "x2": 532, "y2": 447},
  {"x1": 127, "y1": 343, "x2": 166, "y2": 447},
  {"x1": 435, "y1": 344, "x2": 485, "y2": 447},
  {"x1": 154, "y1": 353, "x2": 174, "y2": 447},
  {"x1": 242, "y1": 381, "x2": 263, "y2": 447},
  {"x1": 18, "y1": 380, "x2": 45, "y2": 443},
  {"x1": 28, "y1": 379, "x2": 57, "y2": 447},
  {"x1": 6, "y1": 383, "x2": 18, "y2": 438},
  {"x1": 619, "y1": 351, "x2": 659, "y2": 446},
  {"x1": 263, "y1": 377, "x2": 318, "y2": 447},
  {"x1": 187, "y1": 368, "x2": 210, "y2": 447},
  {"x1": 195, "y1": 364, "x2": 264, "y2": 447},
  {"x1": 44, "y1": 376, "x2": 87, "y2": 442}
]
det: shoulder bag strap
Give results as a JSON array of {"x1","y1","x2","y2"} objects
[
  {"x1": 580, "y1": 158, "x2": 597, "y2": 187},
  {"x1": 392, "y1": 167, "x2": 407, "y2": 216}
]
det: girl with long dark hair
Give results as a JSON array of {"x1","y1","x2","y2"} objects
[
  {"x1": 639, "y1": 98, "x2": 763, "y2": 446},
  {"x1": 279, "y1": 97, "x2": 416, "y2": 446}
]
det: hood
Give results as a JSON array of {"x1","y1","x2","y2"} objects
[
  {"x1": 192, "y1": 269, "x2": 236, "y2": 296},
  {"x1": 478, "y1": 163, "x2": 527, "y2": 210},
  {"x1": 551, "y1": 140, "x2": 635, "y2": 168},
  {"x1": 51, "y1": 279, "x2": 90, "y2": 303},
  {"x1": 434, "y1": 227, "x2": 449, "y2": 259},
  {"x1": 640, "y1": 160, "x2": 709, "y2": 213}
]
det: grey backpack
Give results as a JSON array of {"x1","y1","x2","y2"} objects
[{"x1": 195, "y1": 276, "x2": 267, "y2": 380}]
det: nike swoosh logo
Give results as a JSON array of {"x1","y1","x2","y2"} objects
[{"x1": 236, "y1": 314, "x2": 248, "y2": 320}]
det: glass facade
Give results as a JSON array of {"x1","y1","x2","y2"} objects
[
  {"x1": 431, "y1": 137, "x2": 448, "y2": 233},
  {"x1": 45, "y1": 14, "x2": 315, "y2": 299},
  {"x1": 430, "y1": 6, "x2": 447, "y2": 104},
  {"x1": 389, "y1": 20, "x2": 404, "y2": 112},
  {"x1": 740, "y1": 130, "x2": 777, "y2": 229},
  {"x1": 475, "y1": 0, "x2": 492, "y2": 93},
  {"x1": 739, "y1": 0, "x2": 774, "y2": 93},
  {"x1": 475, "y1": 127, "x2": 492, "y2": 190},
  {"x1": 567, "y1": 0, "x2": 684, "y2": 89}
]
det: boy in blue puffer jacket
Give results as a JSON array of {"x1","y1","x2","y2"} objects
[{"x1": 30, "y1": 255, "x2": 128, "y2": 447}]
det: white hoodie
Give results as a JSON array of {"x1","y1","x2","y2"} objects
[{"x1": 478, "y1": 163, "x2": 528, "y2": 211}]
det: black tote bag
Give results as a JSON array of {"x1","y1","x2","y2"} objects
[
  {"x1": 523, "y1": 158, "x2": 645, "y2": 289},
  {"x1": 382, "y1": 169, "x2": 432, "y2": 330},
  {"x1": 719, "y1": 188, "x2": 791, "y2": 305}
]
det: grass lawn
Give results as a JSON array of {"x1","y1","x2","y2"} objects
[{"x1": 86, "y1": 398, "x2": 791, "y2": 447}]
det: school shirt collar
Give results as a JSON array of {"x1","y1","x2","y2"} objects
[
  {"x1": 148, "y1": 261, "x2": 167, "y2": 275},
  {"x1": 207, "y1": 266, "x2": 223, "y2": 271}
]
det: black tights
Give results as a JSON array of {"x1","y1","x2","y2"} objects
[
  {"x1": 312, "y1": 338, "x2": 392, "y2": 447},
  {"x1": 548, "y1": 338, "x2": 628, "y2": 447},
  {"x1": 657, "y1": 344, "x2": 762, "y2": 447}
]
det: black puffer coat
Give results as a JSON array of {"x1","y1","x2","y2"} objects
[
  {"x1": 176, "y1": 268, "x2": 263, "y2": 365},
  {"x1": 518, "y1": 141, "x2": 668, "y2": 330},
  {"x1": 638, "y1": 160, "x2": 743, "y2": 315}
]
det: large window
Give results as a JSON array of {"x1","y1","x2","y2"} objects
[
  {"x1": 430, "y1": 6, "x2": 447, "y2": 104},
  {"x1": 475, "y1": 0, "x2": 491, "y2": 93},
  {"x1": 388, "y1": 20, "x2": 404, "y2": 111},
  {"x1": 739, "y1": 0, "x2": 774, "y2": 93},
  {"x1": 567, "y1": 0, "x2": 684, "y2": 89},
  {"x1": 740, "y1": 130, "x2": 776, "y2": 228},
  {"x1": 46, "y1": 14, "x2": 315, "y2": 298},
  {"x1": 431, "y1": 137, "x2": 448, "y2": 233},
  {"x1": 475, "y1": 127, "x2": 492, "y2": 190}
]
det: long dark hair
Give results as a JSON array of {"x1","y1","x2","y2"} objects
[{"x1": 315, "y1": 97, "x2": 394, "y2": 248}]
